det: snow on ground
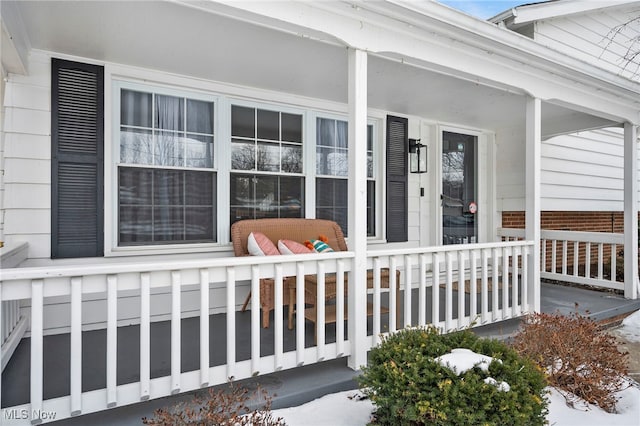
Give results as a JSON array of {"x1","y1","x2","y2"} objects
[
  {"x1": 272, "y1": 312, "x2": 640, "y2": 426},
  {"x1": 615, "y1": 309, "x2": 640, "y2": 343}
]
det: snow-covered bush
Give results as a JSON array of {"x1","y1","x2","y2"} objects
[{"x1": 358, "y1": 326, "x2": 548, "y2": 425}]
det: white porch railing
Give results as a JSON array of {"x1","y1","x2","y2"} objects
[
  {"x1": 0, "y1": 239, "x2": 534, "y2": 424},
  {"x1": 498, "y1": 228, "x2": 624, "y2": 292}
]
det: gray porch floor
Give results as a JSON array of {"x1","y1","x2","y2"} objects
[{"x1": 3, "y1": 282, "x2": 640, "y2": 425}]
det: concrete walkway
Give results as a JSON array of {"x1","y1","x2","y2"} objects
[{"x1": 51, "y1": 282, "x2": 640, "y2": 425}]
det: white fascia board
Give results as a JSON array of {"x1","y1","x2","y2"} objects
[
  {"x1": 0, "y1": 0, "x2": 30, "y2": 75},
  {"x1": 509, "y1": 0, "x2": 638, "y2": 25},
  {"x1": 181, "y1": 0, "x2": 640, "y2": 122}
]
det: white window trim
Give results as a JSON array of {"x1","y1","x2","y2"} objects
[{"x1": 103, "y1": 66, "x2": 383, "y2": 256}]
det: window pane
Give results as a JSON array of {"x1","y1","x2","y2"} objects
[
  {"x1": 185, "y1": 170, "x2": 214, "y2": 206},
  {"x1": 257, "y1": 142, "x2": 280, "y2": 172},
  {"x1": 155, "y1": 95, "x2": 184, "y2": 131},
  {"x1": 317, "y1": 118, "x2": 335, "y2": 147},
  {"x1": 120, "y1": 128, "x2": 152, "y2": 164},
  {"x1": 257, "y1": 109, "x2": 279, "y2": 141},
  {"x1": 119, "y1": 206, "x2": 152, "y2": 243},
  {"x1": 121, "y1": 90, "x2": 152, "y2": 128},
  {"x1": 282, "y1": 144, "x2": 302, "y2": 173},
  {"x1": 154, "y1": 131, "x2": 183, "y2": 166},
  {"x1": 279, "y1": 176, "x2": 304, "y2": 218},
  {"x1": 329, "y1": 150, "x2": 348, "y2": 176},
  {"x1": 367, "y1": 152, "x2": 373, "y2": 179},
  {"x1": 154, "y1": 169, "x2": 183, "y2": 205},
  {"x1": 232, "y1": 105, "x2": 254, "y2": 138},
  {"x1": 119, "y1": 168, "x2": 152, "y2": 205},
  {"x1": 336, "y1": 120, "x2": 348, "y2": 148},
  {"x1": 367, "y1": 181, "x2": 375, "y2": 237},
  {"x1": 316, "y1": 147, "x2": 332, "y2": 175},
  {"x1": 186, "y1": 99, "x2": 214, "y2": 134},
  {"x1": 282, "y1": 113, "x2": 302, "y2": 143},
  {"x1": 185, "y1": 134, "x2": 213, "y2": 168},
  {"x1": 231, "y1": 140, "x2": 255, "y2": 170},
  {"x1": 230, "y1": 174, "x2": 304, "y2": 224},
  {"x1": 316, "y1": 178, "x2": 348, "y2": 235},
  {"x1": 154, "y1": 207, "x2": 183, "y2": 241},
  {"x1": 185, "y1": 207, "x2": 214, "y2": 241}
]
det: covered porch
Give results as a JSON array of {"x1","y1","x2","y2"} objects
[{"x1": 2, "y1": 0, "x2": 640, "y2": 424}]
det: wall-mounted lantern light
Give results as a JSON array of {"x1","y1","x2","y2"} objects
[{"x1": 409, "y1": 138, "x2": 427, "y2": 173}]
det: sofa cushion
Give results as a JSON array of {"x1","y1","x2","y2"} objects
[
  {"x1": 278, "y1": 239, "x2": 313, "y2": 255},
  {"x1": 247, "y1": 232, "x2": 280, "y2": 256}
]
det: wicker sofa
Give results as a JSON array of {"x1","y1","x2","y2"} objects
[{"x1": 230, "y1": 218, "x2": 399, "y2": 330}]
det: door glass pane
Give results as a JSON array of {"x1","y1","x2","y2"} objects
[{"x1": 442, "y1": 131, "x2": 477, "y2": 245}]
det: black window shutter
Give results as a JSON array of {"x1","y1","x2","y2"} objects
[
  {"x1": 51, "y1": 58, "x2": 104, "y2": 258},
  {"x1": 386, "y1": 115, "x2": 408, "y2": 242}
]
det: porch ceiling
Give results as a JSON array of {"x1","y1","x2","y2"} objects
[{"x1": 6, "y1": 0, "x2": 619, "y2": 136}]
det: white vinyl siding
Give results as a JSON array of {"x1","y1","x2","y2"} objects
[
  {"x1": 2, "y1": 54, "x2": 52, "y2": 258},
  {"x1": 530, "y1": 5, "x2": 640, "y2": 80}
]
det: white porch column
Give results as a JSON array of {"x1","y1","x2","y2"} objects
[
  {"x1": 623, "y1": 122, "x2": 639, "y2": 299},
  {"x1": 525, "y1": 97, "x2": 541, "y2": 312},
  {"x1": 347, "y1": 47, "x2": 368, "y2": 370}
]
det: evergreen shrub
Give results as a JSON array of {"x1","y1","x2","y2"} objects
[{"x1": 358, "y1": 326, "x2": 548, "y2": 425}]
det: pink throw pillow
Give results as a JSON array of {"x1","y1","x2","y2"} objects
[
  {"x1": 247, "y1": 232, "x2": 279, "y2": 256},
  {"x1": 278, "y1": 239, "x2": 313, "y2": 255}
]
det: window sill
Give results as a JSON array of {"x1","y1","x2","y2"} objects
[{"x1": 105, "y1": 242, "x2": 233, "y2": 258}]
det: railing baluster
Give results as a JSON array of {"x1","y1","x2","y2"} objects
[
  {"x1": 445, "y1": 252, "x2": 453, "y2": 332},
  {"x1": 481, "y1": 249, "x2": 489, "y2": 324},
  {"x1": 106, "y1": 275, "x2": 118, "y2": 407},
  {"x1": 551, "y1": 240, "x2": 557, "y2": 274},
  {"x1": 522, "y1": 246, "x2": 529, "y2": 310},
  {"x1": 274, "y1": 264, "x2": 284, "y2": 369},
  {"x1": 170, "y1": 271, "x2": 181, "y2": 394},
  {"x1": 611, "y1": 244, "x2": 617, "y2": 283},
  {"x1": 573, "y1": 241, "x2": 579, "y2": 276},
  {"x1": 585, "y1": 242, "x2": 591, "y2": 278},
  {"x1": 457, "y1": 250, "x2": 465, "y2": 327},
  {"x1": 389, "y1": 256, "x2": 398, "y2": 333},
  {"x1": 469, "y1": 250, "x2": 477, "y2": 321},
  {"x1": 336, "y1": 259, "x2": 345, "y2": 356},
  {"x1": 512, "y1": 247, "x2": 519, "y2": 317},
  {"x1": 541, "y1": 239, "x2": 547, "y2": 272},
  {"x1": 492, "y1": 248, "x2": 499, "y2": 321},
  {"x1": 296, "y1": 263, "x2": 305, "y2": 365},
  {"x1": 200, "y1": 268, "x2": 211, "y2": 386},
  {"x1": 418, "y1": 254, "x2": 427, "y2": 327},
  {"x1": 562, "y1": 240, "x2": 568, "y2": 276},
  {"x1": 226, "y1": 267, "x2": 237, "y2": 378},
  {"x1": 316, "y1": 261, "x2": 325, "y2": 360},
  {"x1": 502, "y1": 247, "x2": 510, "y2": 319},
  {"x1": 70, "y1": 277, "x2": 82, "y2": 416},
  {"x1": 598, "y1": 243, "x2": 604, "y2": 280},
  {"x1": 373, "y1": 257, "x2": 381, "y2": 344},
  {"x1": 140, "y1": 272, "x2": 150, "y2": 401},
  {"x1": 404, "y1": 255, "x2": 412, "y2": 328},
  {"x1": 31, "y1": 279, "x2": 44, "y2": 422},
  {"x1": 431, "y1": 253, "x2": 440, "y2": 327}
]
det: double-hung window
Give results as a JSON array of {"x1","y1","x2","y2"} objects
[
  {"x1": 315, "y1": 117, "x2": 375, "y2": 236},
  {"x1": 230, "y1": 105, "x2": 304, "y2": 224},
  {"x1": 117, "y1": 86, "x2": 217, "y2": 245}
]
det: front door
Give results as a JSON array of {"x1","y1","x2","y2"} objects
[{"x1": 442, "y1": 131, "x2": 477, "y2": 245}]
